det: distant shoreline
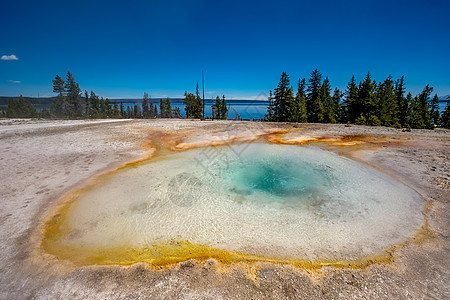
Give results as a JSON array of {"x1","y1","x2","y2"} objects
[{"x1": 0, "y1": 96, "x2": 270, "y2": 106}]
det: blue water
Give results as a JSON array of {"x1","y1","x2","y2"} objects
[{"x1": 223, "y1": 156, "x2": 325, "y2": 199}]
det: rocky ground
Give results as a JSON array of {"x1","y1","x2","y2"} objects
[{"x1": 0, "y1": 119, "x2": 448, "y2": 299}]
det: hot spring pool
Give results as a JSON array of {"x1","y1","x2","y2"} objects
[{"x1": 43, "y1": 143, "x2": 424, "y2": 266}]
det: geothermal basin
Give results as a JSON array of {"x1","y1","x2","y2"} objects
[{"x1": 42, "y1": 142, "x2": 424, "y2": 267}]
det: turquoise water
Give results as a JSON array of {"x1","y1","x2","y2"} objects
[
  {"x1": 223, "y1": 155, "x2": 325, "y2": 200},
  {"x1": 63, "y1": 143, "x2": 424, "y2": 261}
]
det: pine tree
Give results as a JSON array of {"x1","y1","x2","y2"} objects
[
  {"x1": 149, "y1": 95, "x2": 154, "y2": 118},
  {"x1": 105, "y1": 98, "x2": 113, "y2": 117},
  {"x1": 184, "y1": 91, "x2": 194, "y2": 118},
  {"x1": 212, "y1": 95, "x2": 228, "y2": 119},
  {"x1": 441, "y1": 97, "x2": 450, "y2": 128},
  {"x1": 51, "y1": 74, "x2": 70, "y2": 117},
  {"x1": 113, "y1": 102, "x2": 120, "y2": 118},
  {"x1": 133, "y1": 104, "x2": 138, "y2": 118},
  {"x1": 153, "y1": 104, "x2": 158, "y2": 118},
  {"x1": 395, "y1": 76, "x2": 408, "y2": 126},
  {"x1": 195, "y1": 81, "x2": 204, "y2": 119},
  {"x1": 184, "y1": 85, "x2": 203, "y2": 119},
  {"x1": 221, "y1": 95, "x2": 228, "y2": 119},
  {"x1": 407, "y1": 85, "x2": 433, "y2": 129},
  {"x1": 90, "y1": 91, "x2": 100, "y2": 118},
  {"x1": 120, "y1": 102, "x2": 125, "y2": 118},
  {"x1": 295, "y1": 79, "x2": 307, "y2": 123},
  {"x1": 306, "y1": 69, "x2": 323, "y2": 123},
  {"x1": 6, "y1": 95, "x2": 38, "y2": 118},
  {"x1": 266, "y1": 90, "x2": 275, "y2": 121},
  {"x1": 212, "y1": 96, "x2": 221, "y2": 119},
  {"x1": 40, "y1": 108, "x2": 51, "y2": 118},
  {"x1": 321, "y1": 77, "x2": 335, "y2": 123},
  {"x1": 418, "y1": 85, "x2": 433, "y2": 129},
  {"x1": 358, "y1": 72, "x2": 375, "y2": 122},
  {"x1": 65, "y1": 71, "x2": 82, "y2": 117},
  {"x1": 7, "y1": 99, "x2": 18, "y2": 118},
  {"x1": 332, "y1": 88, "x2": 344, "y2": 123},
  {"x1": 344, "y1": 76, "x2": 359, "y2": 123},
  {"x1": 377, "y1": 75, "x2": 399, "y2": 127},
  {"x1": 142, "y1": 92, "x2": 149, "y2": 118},
  {"x1": 430, "y1": 94, "x2": 440, "y2": 126},
  {"x1": 274, "y1": 72, "x2": 295, "y2": 122},
  {"x1": 160, "y1": 98, "x2": 172, "y2": 118},
  {"x1": 84, "y1": 90, "x2": 90, "y2": 117},
  {"x1": 52, "y1": 75, "x2": 65, "y2": 96}
]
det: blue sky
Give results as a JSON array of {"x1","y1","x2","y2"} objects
[{"x1": 1, "y1": 0, "x2": 449, "y2": 99}]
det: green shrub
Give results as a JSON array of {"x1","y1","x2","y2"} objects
[
  {"x1": 367, "y1": 115, "x2": 381, "y2": 126},
  {"x1": 355, "y1": 114, "x2": 367, "y2": 125}
]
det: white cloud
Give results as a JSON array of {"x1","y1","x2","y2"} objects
[
  {"x1": 1, "y1": 54, "x2": 19, "y2": 61},
  {"x1": 8, "y1": 80, "x2": 21, "y2": 83}
]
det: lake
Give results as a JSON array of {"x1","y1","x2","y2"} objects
[{"x1": 123, "y1": 100, "x2": 269, "y2": 120}]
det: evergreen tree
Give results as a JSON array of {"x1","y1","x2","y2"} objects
[
  {"x1": 407, "y1": 85, "x2": 433, "y2": 129},
  {"x1": 160, "y1": 98, "x2": 172, "y2": 118},
  {"x1": 212, "y1": 95, "x2": 228, "y2": 120},
  {"x1": 105, "y1": 98, "x2": 113, "y2": 117},
  {"x1": 6, "y1": 99, "x2": 18, "y2": 117},
  {"x1": 184, "y1": 91, "x2": 194, "y2": 118},
  {"x1": 221, "y1": 95, "x2": 228, "y2": 119},
  {"x1": 358, "y1": 72, "x2": 375, "y2": 122},
  {"x1": 265, "y1": 90, "x2": 275, "y2": 121},
  {"x1": 142, "y1": 92, "x2": 150, "y2": 118},
  {"x1": 441, "y1": 97, "x2": 450, "y2": 129},
  {"x1": 52, "y1": 75, "x2": 65, "y2": 96},
  {"x1": 332, "y1": 88, "x2": 344, "y2": 123},
  {"x1": 195, "y1": 81, "x2": 205, "y2": 118},
  {"x1": 89, "y1": 91, "x2": 100, "y2": 118},
  {"x1": 113, "y1": 102, "x2": 120, "y2": 118},
  {"x1": 40, "y1": 108, "x2": 51, "y2": 118},
  {"x1": 273, "y1": 72, "x2": 295, "y2": 122},
  {"x1": 98, "y1": 97, "x2": 106, "y2": 118},
  {"x1": 133, "y1": 104, "x2": 138, "y2": 118},
  {"x1": 321, "y1": 77, "x2": 335, "y2": 123},
  {"x1": 344, "y1": 75, "x2": 359, "y2": 122},
  {"x1": 295, "y1": 79, "x2": 308, "y2": 123},
  {"x1": 120, "y1": 102, "x2": 125, "y2": 118},
  {"x1": 212, "y1": 96, "x2": 221, "y2": 119},
  {"x1": 306, "y1": 69, "x2": 324, "y2": 123},
  {"x1": 84, "y1": 90, "x2": 90, "y2": 117},
  {"x1": 153, "y1": 104, "x2": 158, "y2": 118},
  {"x1": 149, "y1": 95, "x2": 154, "y2": 118},
  {"x1": 51, "y1": 74, "x2": 70, "y2": 117},
  {"x1": 395, "y1": 76, "x2": 408, "y2": 126},
  {"x1": 6, "y1": 95, "x2": 38, "y2": 118},
  {"x1": 405, "y1": 92, "x2": 413, "y2": 127},
  {"x1": 65, "y1": 71, "x2": 82, "y2": 117},
  {"x1": 183, "y1": 87, "x2": 203, "y2": 119},
  {"x1": 377, "y1": 75, "x2": 399, "y2": 127},
  {"x1": 430, "y1": 94, "x2": 440, "y2": 126}
]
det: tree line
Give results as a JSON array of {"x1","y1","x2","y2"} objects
[
  {"x1": 266, "y1": 70, "x2": 450, "y2": 129},
  {"x1": 50, "y1": 71, "x2": 181, "y2": 119},
  {"x1": 1, "y1": 70, "x2": 449, "y2": 128},
  {"x1": 0, "y1": 72, "x2": 229, "y2": 120},
  {"x1": 182, "y1": 81, "x2": 228, "y2": 120}
]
